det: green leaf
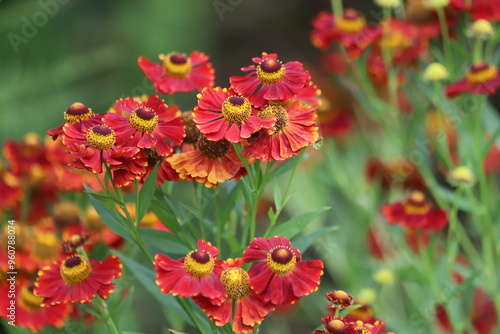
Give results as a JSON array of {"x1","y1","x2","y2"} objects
[
  {"x1": 86, "y1": 186, "x2": 134, "y2": 243},
  {"x1": 137, "y1": 164, "x2": 159, "y2": 223},
  {"x1": 137, "y1": 227, "x2": 191, "y2": 256},
  {"x1": 292, "y1": 225, "x2": 339, "y2": 253},
  {"x1": 266, "y1": 207, "x2": 330, "y2": 239},
  {"x1": 273, "y1": 179, "x2": 282, "y2": 208},
  {"x1": 150, "y1": 199, "x2": 183, "y2": 234},
  {"x1": 84, "y1": 190, "x2": 123, "y2": 206},
  {"x1": 218, "y1": 182, "x2": 242, "y2": 227}
]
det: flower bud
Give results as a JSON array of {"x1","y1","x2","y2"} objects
[
  {"x1": 423, "y1": 62, "x2": 449, "y2": 81},
  {"x1": 375, "y1": 0, "x2": 401, "y2": 8},
  {"x1": 448, "y1": 166, "x2": 475, "y2": 186},
  {"x1": 470, "y1": 19, "x2": 495, "y2": 38},
  {"x1": 373, "y1": 268, "x2": 395, "y2": 284},
  {"x1": 424, "y1": 0, "x2": 450, "y2": 8}
]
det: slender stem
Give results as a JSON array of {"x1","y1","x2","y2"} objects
[
  {"x1": 176, "y1": 297, "x2": 209, "y2": 334},
  {"x1": 436, "y1": 8, "x2": 453, "y2": 73},
  {"x1": 330, "y1": 0, "x2": 343, "y2": 16},
  {"x1": 94, "y1": 297, "x2": 120, "y2": 334}
]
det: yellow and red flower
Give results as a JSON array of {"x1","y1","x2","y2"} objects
[
  {"x1": 104, "y1": 94, "x2": 185, "y2": 156},
  {"x1": 311, "y1": 9, "x2": 381, "y2": 58},
  {"x1": 193, "y1": 258, "x2": 275, "y2": 333},
  {"x1": 167, "y1": 136, "x2": 245, "y2": 188},
  {"x1": 365, "y1": 157, "x2": 426, "y2": 191},
  {"x1": 138, "y1": 51, "x2": 215, "y2": 94},
  {"x1": 34, "y1": 254, "x2": 122, "y2": 306},
  {"x1": 194, "y1": 87, "x2": 275, "y2": 143},
  {"x1": 242, "y1": 236, "x2": 324, "y2": 305},
  {"x1": 47, "y1": 102, "x2": 102, "y2": 141},
  {"x1": 450, "y1": 0, "x2": 500, "y2": 22},
  {"x1": 230, "y1": 52, "x2": 310, "y2": 108},
  {"x1": 242, "y1": 101, "x2": 319, "y2": 161},
  {"x1": 314, "y1": 316, "x2": 357, "y2": 334},
  {"x1": 154, "y1": 239, "x2": 225, "y2": 300},
  {"x1": 445, "y1": 62, "x2": 500, "y2": 98},
  {"x1": 0, "y1": 278, "x2": 72, "y2": 332},
  {"x1": 380, "y1": 191, "x2": 448, "y2": 231}
]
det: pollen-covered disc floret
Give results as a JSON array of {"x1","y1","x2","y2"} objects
[
  {"x1": 220, "y1": 267, "x2": 251, "y2": 300},
  {"x1": 466, "y1": 63, "x2": 498, "y2": 83},
  {"x1": 64, "y1": 102, "x2": 92, "y2": 123},
  {"x1": 129, "y1": 107, "x2": 159, "y2": 132},
  {"x1": 222, "y1": 96, "x2": 252, "y2": 124},
  {"x1": 85, "y1": 125, "x2": 116, "y2": 150},
  {"x1": 446, "y1": 62, "x2": 500, "y2": 98},
  {"x1": 403, "y1": 191, "x2": 431, "y2": 215},
  {"x1": 60, "y1": 255, "x2": 91, "y2": 284},
  {"x1": 267, "y1": 246, "x2": 297, "y2": 275},
  {"x1": 258, "y1": 104, "x2": 289, "y2": 132},
  {"x1": 256, "y1": 59, "x2": 285, "y2": 83},
  {"x1": 20, "y1": 285, "x2": 44, "y2": 311},
  {"x1": 161, "y1": 52, "x2": 192, "y2": 79},
  {"x1": 198, "y1": 136, "x2": 230, "y2": 159},
  {"x1": 335, "y1": 8, "x2": 366, "y2": 33},
  {"x1": 184, "y1": 250, "x2": 216, "y2": 277}
]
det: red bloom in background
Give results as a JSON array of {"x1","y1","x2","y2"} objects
[
  {"x1": 315, "y1": 316, "x2": 357, "y2": 334},
  {"x1": 230, "y1": 52, "x2": 310, "y2": 107},
  {"x1": 242, "y1": 102, "x2": 319, "y2": 161},
  {"x1": 167, "y1": 136, "x2": 245, "y2": 188},
  {"x1": 154, "y1": 239, "x2": 225, "y2": 300},
  {"x1": 138, "y1": 51, "x2": 215, "y2": 94},
  {"x1": 381, "y1": 191, "x2": 448, "y2": 231},
  {"x1": 450, "y1": 0, "x2": 500, "y2": 21},
  {"x1": 46, "y1": 102, "x2": 102, "y2": 141},
  {"x1": 365, "y1": 157, "x2": 426, "y2": 191},
  {"x1": 446, "y1": 62, "x2": 500, "y2": 98},
  {"x1": 194, "y1": 87, "x2": 275, "y2": 143},
  {"x1": 242, "y1": 236, "x2": 324, "y2": 305},
  {"x1": 34, "y1": 254, "x2": 122, "y2": 306},
  {"x1": 0, "y1": 163, "x2": 23, "y2": 210},
  {"x1": 194, "y1": 258, "x2": 275, "y2": 333},
  {"x1": 311, "y1": 9, "x2": 381, "y2": 57},
  {"x1": 104, "y1": 94, "x2": 185, "y2": 156},
  {"x1": 0, "y1": 279, "x2": 72, "y2": 332}
]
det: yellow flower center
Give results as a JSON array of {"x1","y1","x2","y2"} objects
[
  {"x1": 403, "y1": 191, "x2": 431, "y2": 215},
  {"x1": 130, "y1": 107, "x2": 159, "y2": 133},
  {"x1": 85, "y1": 125, "x2": 116, "y2": 150},
  {"x1": 33, "y1": 232, "x2": 60, "y2": 262},
  {"x1": 466, "y1": 63, "x2": 498, "y2": 83},
  {"x1": 198, "y1": 136, "x2": 230, "y2": 159},
  {"x1": 326, "y1": 319, "x2": 346, "y2": 333},
  {"x1": 355, "y1": 328, "x2": 372, "y2": 334},
  {"x1": 220, "y1": 267, "x2": 250, "y2": 300},
  {"x1": 60, "y1": 255, "x2": 91, "y2": 284},
  {"x1": 256, "y1": 59, "x2": 286, "y2": 83},
  {"x1": 258, "y1": 104, "x2": 289, "y2": 132},
  {"x1": 222, "y1": 96, "x2": 252, "y2": 124},
  {"x1": 20, "y1": 285, "x2": 43, "y2": 311},
  {"x1": 380, "y1": 31, "x2": 410, "y2": 53},
  {"x1": 183, "y1": 250, "x2": 215, "y2": 277},
  {"x1": 161, "y1": 53, "x2": 192, "y2": 79},
  {"x1": 182, "y1": 111, "x2": 201, "y2": 144},
  {"x1": 267, "y1": 247, "x2": 296, "y2": 275},
  {"x1": 335, "y1": 9, "x2": 366, "y2": 33},
  {"x1": 64, "y1": 102, "x2": 92, "y2": 123}
]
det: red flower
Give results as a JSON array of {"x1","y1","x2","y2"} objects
[
  {"x1": 380, "y1": 191, "x2": 448, "y2": 231},
  {"x1": 242, "y1": 101, "x2": 319, "y2": 161},
  {"x1": 154, "y1": 239, "x2": 225, "y2": 300},
  {"x1": 450, "y1": 0, "x2": 500, "y2": 21},
  {"x1": 194, "y1": 87, "x2": 275, "y2": 142},
  {"x1": 0, "y1": 278, "x2": 72, "y2": 332},
  {"x1": 34, "y1": 254, "x2": 122, "y2": 306},
  {"x1": 365, "y1": 157, "x2": 426, "y2": 191},
  {"x1": 310, "y1": 10, "x2": 381, "y2": 57},
  {"x1": 446, "y1": 62, "x2": 500, "y2": 98},
  {"x1": 47, "y1": 102, "x2": 102, "y2": 141},
  {"x1": 167, "y1": 136, "x2": 246, "y2": 188},
  {"x1": 104, "y1": 94, "x2": 185, "y2": 156},
  {"x1": 315, "y1": 316, "x2": 358, "y2": 334},
  {"x1": 138, "y1": 51, "x2": 215, "y2": 94},
  {"x1": 62, "y1": 122, "x2": 142, "y2": 177},
  {"x1": 230, "y1": 52, "x2": 310, "y2": 108},
  {"x1": 242, "y1": 236, "x2": 324, "y2": 305},
  {"x1": 193, "y1": 258, "x2": 275, "y2": 333}
]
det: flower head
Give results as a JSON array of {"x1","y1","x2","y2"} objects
[
  {"x1": 230, "y1": 52, "x2": 310, "y2": 108},
  {"x1": 194, "y1": 87, "x2": 276, "y2": 143},
  {"x1": 104, "y1": 94, "x2": 185, "y2": 156},
  {"x1": 446, "y1": 62, "x2": 500, "y2": 98},
  {"x1": 138, "y1": 51, "x2": 215, "y2": 94},
  {"x1": 154, "y1": 239, "x2": 225, "y2": 300},
  {"x1": 423, "y1": 62, "x2": 449, "y2": 81},
  {"x1": 381, "y1": 191, "x2": 448, "y2": 231},
  {"x1": 193, "y1": 258, "x2": 275, "y2": 333},
  {"x1": 242, "y1": 101, "x2": 319, "y2": 161},
  {"x1": 34, "y1": 254, "x2": 122, "y2": 306},
  {"x1": 47, "y1": 102, "x2": 102, "y2": 141},
  {"x1": 242, "y1": 236, "x2": 324, "y2": 305}
]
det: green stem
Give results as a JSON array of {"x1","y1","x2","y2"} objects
[
  {"x1": 94, "y1": 297, "x2": 120, "y2": 334},
  {"x1": 472, "y1": 38, "x2": 483, "y2": 64},
  {"x1": 436, "y1": 8, "x2": 453, "y2": 73},
  {"x1": 330, "y1": 0, "x2": 343, "y2": 16},
  {"x1": 176, "y1": 297, "x2": 209, "y2": 334}
]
